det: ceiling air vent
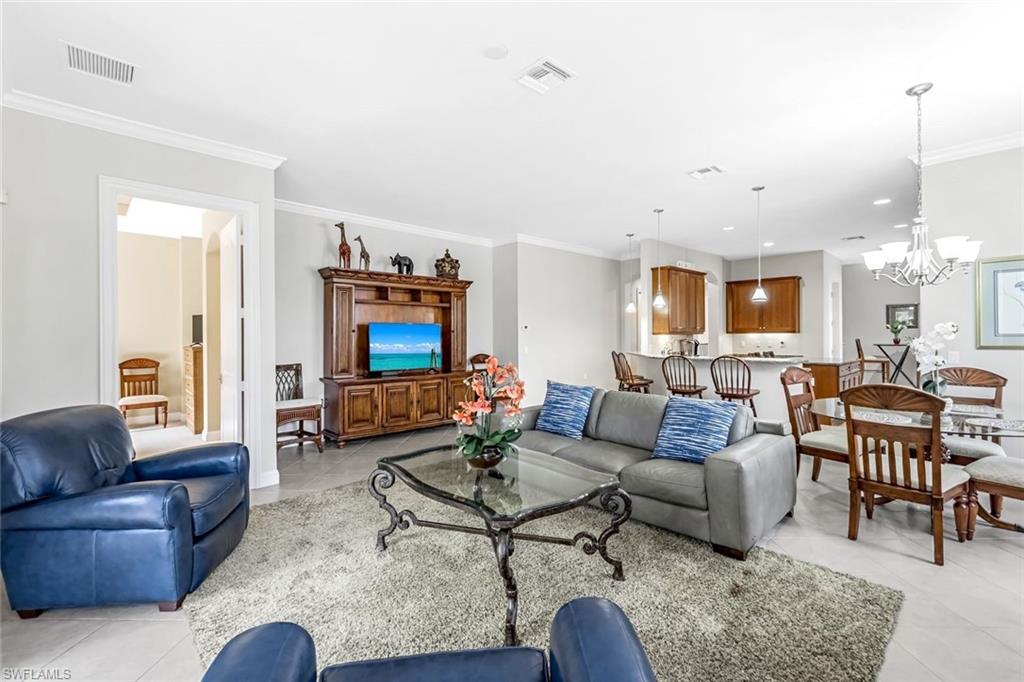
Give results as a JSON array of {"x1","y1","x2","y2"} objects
[
  {"x1": 517, "y1": 59, "x2": 574, "y2": 94},
  {"x1": 687, "y1": 165, "x2": 725, "y2": 179},
  {"x1": 66, "y1": 43, "x2": 135, "y2": 85},
  {"x1": 841, "y1": 235, "x2": 866, "y2": 241}
]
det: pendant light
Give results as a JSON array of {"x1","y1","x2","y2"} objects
[
  {"x1": 751, "y1": 186, "x2": 768, "y2": 303},
  {"x1": 652, "y1": 209, "x2": 667, "y2": 310},
  {"x1": 861, "y1": 83, "x2": 981, "y2": 286},
  {"x1": 625, "y1": 233, "x2": 637, "y2": 313}
]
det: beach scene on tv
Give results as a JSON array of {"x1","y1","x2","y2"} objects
[{"x1": 369, "y1": 322, "x2": 442, "y2": 371}]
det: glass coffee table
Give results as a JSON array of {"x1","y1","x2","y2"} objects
[{"x1": 367, "y1": 445, "x2": 631, "y2": 646}]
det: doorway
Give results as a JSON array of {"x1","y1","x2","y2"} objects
[{"x1": 99, "y1": 177, "x2": 271, "y2": 488}]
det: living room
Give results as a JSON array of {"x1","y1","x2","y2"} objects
[{"x1": 2, "y1": 3, "x2": 1022, "y2": 681}]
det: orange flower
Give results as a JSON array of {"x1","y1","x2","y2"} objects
[
  {"x1": 504, "y1": 363, "x2": 518, "y2": 375},
  {"x1": 471, "y1": 375, "x2": 486, "y2": 399},
  {"x1": 471, "y1": 398, "x2": 493, "y2": 414},
  {"x1": 506, "y1": 381, "x2": 525, "y2": 403},
  {"x1": 486, "y1": 356, "x2": 499, "y2": 376},
  {"x1": 494, "y1": 367, "x2": 510, "y2": 384},
  {"x1": 452, "y1": 410, "x2": 474, "y2": 426},
  {"x1": 506, "y1": 405, "x2": 522, "y2": 417}
]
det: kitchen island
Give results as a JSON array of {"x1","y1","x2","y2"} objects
[{"x1": 627, "y1": 352, "x2": 803, "y2": 422}]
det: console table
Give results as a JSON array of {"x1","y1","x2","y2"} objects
[
  {"x1": 319, "y1": 268, "x2": 474, "y2": 444},
  {"x1": 874, "y1": 343, "x2": 916, "y2": 386}
]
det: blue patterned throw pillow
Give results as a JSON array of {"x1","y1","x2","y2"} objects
[
  {"x1": 535, "y1": 381, "x2": 595, "y2": 440},
  {"x1": 653, "y1": 397, "x2": 738, "y2": 463}
]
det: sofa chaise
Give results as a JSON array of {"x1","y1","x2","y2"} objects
[
  {"x1": 0, "y1": 404, "x2": 250, "y2": 617},
  {"x1": 518, "y1": 389, "x2": 796, "y2": 559},
  {"x1": 202, "y1": 597, "x2": 657, "y2": 682}
]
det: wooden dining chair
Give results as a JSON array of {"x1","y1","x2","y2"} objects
[
  {"x1": 275, "y1": 363, "x2": 323, "y2": 452},
  {"x1": 780, "y1": 366, "x2": 849, "y2": 479},
  {"x1": 841, "y1": 384, "x2": 975, "y2": 565},
  {"x1": 118, "y1": 358, "x2": 168, "y2": 427},
  {"x1": 469, "y1": 353, "x2": 491, "y2": 372},
  {"x1": 855, "y1": 338, "x2": 890, "y2": 383},
  {"x1": 611, "y1": 351, "x2": 652, "y2": 393},
  {"x1": 662, "y1": 355, "x2": 706, "y2": 398},
  {"x1": 710, "y1": 355, "x2": 759, "y2": 415}
]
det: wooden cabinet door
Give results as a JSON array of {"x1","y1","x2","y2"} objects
[
  {"x1": 761, "y1": 278, "x2": 801, "y2": 332},
  {"x1": 678, "y1": 271, "x2": 706, "y2": 334},
  {"x1": 416, "y1": 378, "x2": 447, "y2": 423},
  {"x1": 450, "y1": 292, "x2": 467, "y2": 371},
  {"x1": 325, "y1": 283, "x2": 355, "y2": 378},
  {"x1": 381, "y1": 381, "x2": 416, "y2": 428},
  {"x1": 342, "y1": 384, "x2": 379, "y2": 434},
  {"x1": 448, "y1": 375, "x2": 472, "y2": 417},
  {"x1": 691, "y1": 272, "x2": 706, "y2": 334},
  {"x1": 726, "y1": 281, "x2": 764, "y2": 333}
]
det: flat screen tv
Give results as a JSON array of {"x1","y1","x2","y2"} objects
[{"x1": 368, "y1": 322, "x2": 442, "y2": 372}]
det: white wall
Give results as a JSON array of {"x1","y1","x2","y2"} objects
[
  {"x1": 920, "y1": 148, "x2": 1024, "y2": 456},
  {"x1": 491, "y1": 243, "x2": 519, "y2": 365},
  {"x1": 274, "y1": 209, "x2": 494, "y2": 399},
  {"x1": 842, "y1": 263, "x2": 920, "y2": 366},
  {"x1": 726, "y1": 250, "x2": 829, "y2": 357},
  {"x1": 515, "y1": 243, "x2": 621, "y2": 403},
  {"x1": 1, "y1": 109, "x2": 277, "y2": 485}
]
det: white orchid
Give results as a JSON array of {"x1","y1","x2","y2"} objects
[{"x1": 911, "y1": 322, "x2": 959, "y2": 386}]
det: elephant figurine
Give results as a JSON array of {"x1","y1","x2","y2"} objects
[{"x1": 390, "y1": 253, "x2": 414, "y2": 275}]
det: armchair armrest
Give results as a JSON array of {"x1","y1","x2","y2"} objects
[
  {"x1": 520, "y1": 405, "x2": 543, "y2": 431},
  {"x1": 1, "y1": 481, "x2": 190, "y2": 531},
  {"x1": 754, "y1": 419, "x2": 792, "y2": 436},
  {"x1": 705, "y1": 433, "x2": 797, "y2": 555},
  {"x1": 202, "y1": 622, "x2": 316, "y2": 682},
  {"x1": 134, "y1": 442, "x2": 249, "y2": 482},
  {"x1": 549, "y1": 598, "x2": 656, "y2": 682}
]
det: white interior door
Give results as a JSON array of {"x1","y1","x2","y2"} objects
[{"x1": 219, "y1": 217, "x2": 241, "y2": 442}]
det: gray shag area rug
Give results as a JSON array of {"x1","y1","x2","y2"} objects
[{"x1": 185, "y1": 478, "x2": 903, "y2": 681}]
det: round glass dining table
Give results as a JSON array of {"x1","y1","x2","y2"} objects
[{"x1": 809, "y1": 398, "x2": 1024, "y2": 440}]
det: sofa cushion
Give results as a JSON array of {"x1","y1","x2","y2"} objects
[
  {"x1": 553, "y1": 440, "x2": 652, "y2": 476},
  {"x1": 321, "y1": 647, "x2": 547, "y2": 682},
  {"x1": 583, "y1": 389, "x2": 606, "y2": 440},
  {"x1": 517, "y1": 430, "x2": 585, "y2": 455},
  {"x1": 536, "y1": 381, "x2": 595, "y2": 440},
  {"x1": 727, "y1": 405, "x2": 756, "y2": 444},
  {"x1": 653, "y1": 397, "x2": 738, "y2": 464},
  {"x1": 180, "y1": 474, "x2": 245, "y2": 536},
  {"x1": 593, "y1": 391, "x2": 669, "y2": 451},
  {"x1": 620, "y1": 458, "x2": 707, "y2": 509}
]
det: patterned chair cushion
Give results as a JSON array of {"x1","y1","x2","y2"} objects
[
  {"x1": 535, "y1": 381, "x2": 595, "y2": 440},
  {"x1": 944, "y1": 436, "x2": 1006, "y2": 461},
  {"x1": 965, "y1": 457, "x2": 1024, "y2": 490},
  {"x1": 798, "y1": 425, "x2": 849, "y2": 453},
  {"x1": 652, "y1": 397, "x2": 738, "y2": 464},
  {"x1": 118, "y1": 394, "x2": 168, "y2": 406}
]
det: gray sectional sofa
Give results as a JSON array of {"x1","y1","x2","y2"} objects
[{"x1": 518, "y1": 389, "x2": 797, "y2": 559}]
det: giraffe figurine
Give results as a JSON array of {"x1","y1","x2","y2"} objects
[
  {"x1": 336, "y1": 222, "x2": 351, "y2": 269},
  {"x1": 354, "y1": 235, "x2": 370, "y2": 270}
]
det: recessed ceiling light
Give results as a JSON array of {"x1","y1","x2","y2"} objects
[
  {"x1": 722, "y1": 226, "x2": 735, "y2": 231},
  {"x1": 894, "y1": 223, "x2": 908, "y2": 228},
  {"x1": 763, "y1": 241, "x2": 775, "y2": 247},
  {"x1": 873, "y1": 198, "x2": 892, "y2": 205},
  {"x1": 482, "y1": 44, "x2": 509, "y2": 60}
]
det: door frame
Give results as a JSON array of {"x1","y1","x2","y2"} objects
[{"x1": 97, "y1": 175, "x2": 271, "y2": 489}]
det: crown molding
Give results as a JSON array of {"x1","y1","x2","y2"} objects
[
  {"x1": 274, "y1": 199, "x2": 494, "y2": 248},
  {"x1": 915, "y1": 131, "x2": 1023, "y2": 167},
  {"x1": 511, "y1": 233, "x2": 620, "y2": 260},
  {"x1": 2, "y1": 90, "x2": 286, "y2": 170}
]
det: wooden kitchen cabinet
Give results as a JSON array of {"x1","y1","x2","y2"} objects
[
  {"x1": 726, "y1": 276, "x2": 801, "y2": 333},
  {"x1": 651, "y1": 266, "x2": 706, "y2": 334}
]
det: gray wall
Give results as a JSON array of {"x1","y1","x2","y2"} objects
[
  {"x1": 491, "y1": 243, "x2": 519, "y2": 365},
  {"x1": 274, "y1": 209, "x2": 495, "y2": 399},
  {"x1": 920, "y1": 148, "x2": 1023, "y2": 456},
  {"x1": 842, "y1": 264, "x2": 920, "y2": 364}
]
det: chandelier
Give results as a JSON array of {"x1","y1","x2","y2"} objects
[{"x1": 861, "y1": 83, "x2": 981, "y2": 286}]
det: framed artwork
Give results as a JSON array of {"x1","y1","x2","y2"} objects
[
  {"x1": 885, "y1": 303, "x2": 919, "y2": 329},
  {"x1": 976, "y1": 256, "x2": 1024, "y2": 349}
]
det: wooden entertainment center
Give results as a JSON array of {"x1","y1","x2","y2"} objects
[{"x1": 318, "y1": 267, "x2": 474, "y2": 444}]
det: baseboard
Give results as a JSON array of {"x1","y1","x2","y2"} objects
[
  {"x1": 255, "y1": 469, "x2": 280, "y2": 489},
  {"x1": 125, "y1": 411, "x2": 183, "y2": 427}
]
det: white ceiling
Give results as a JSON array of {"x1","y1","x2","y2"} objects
[
  {"x1": 4, "y1": 2, "x2": 1022, "y2": 262},
  {"x1": 117, "y1": 197, "x2": 205, "y2": 239}
]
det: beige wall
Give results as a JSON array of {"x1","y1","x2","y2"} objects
[
  {"x1": 842, "y1": 263, "x2": 920, "y2": 368},
  {"x1": 2, "y1": 109, "x2": 278, "y2": 487}
]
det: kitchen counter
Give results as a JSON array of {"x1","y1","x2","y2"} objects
[{"x1": 627, "y1": 352, "x2": 802, "y2": 365}]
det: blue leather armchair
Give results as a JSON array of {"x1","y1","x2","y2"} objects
[
  {"x1": 1, "y1": 405, "x2": 249, "y2": 617},
  {"x1": 202, "y1": 597, "x2": 657, "y2": 682}
]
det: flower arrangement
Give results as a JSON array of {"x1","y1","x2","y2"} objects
[
  {"x1": 453, "y1": 356, "x2": 525, "y2": 463},
  {"x1": 885, "y1": 320, "x2": 907, "y2": 344},
  {"x1": 910, "y1": 321, "x2": 959, "y2": 395}
]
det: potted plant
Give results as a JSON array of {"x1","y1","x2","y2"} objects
[
  {"x1": 452, "y1": 356, "x2": 525, "y2": 468},
  {"x1": 885, "y1": 320, "x2": 907, "y2": 344},
  {"x1": 911, "y1": 321, "x2": 959, "y2": 399}
]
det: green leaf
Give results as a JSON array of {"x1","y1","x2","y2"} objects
[{"x1": 503, "y1": 429, "x2": 522, "y2": 443}]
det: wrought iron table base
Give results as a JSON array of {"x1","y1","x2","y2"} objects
[{"x1": 368, "y1": 468, "x2": 630, "y2": 645}]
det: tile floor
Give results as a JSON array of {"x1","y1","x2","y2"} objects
[{"x1": 2, "y1": 426, "x2": 1022, "y2": 681}]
